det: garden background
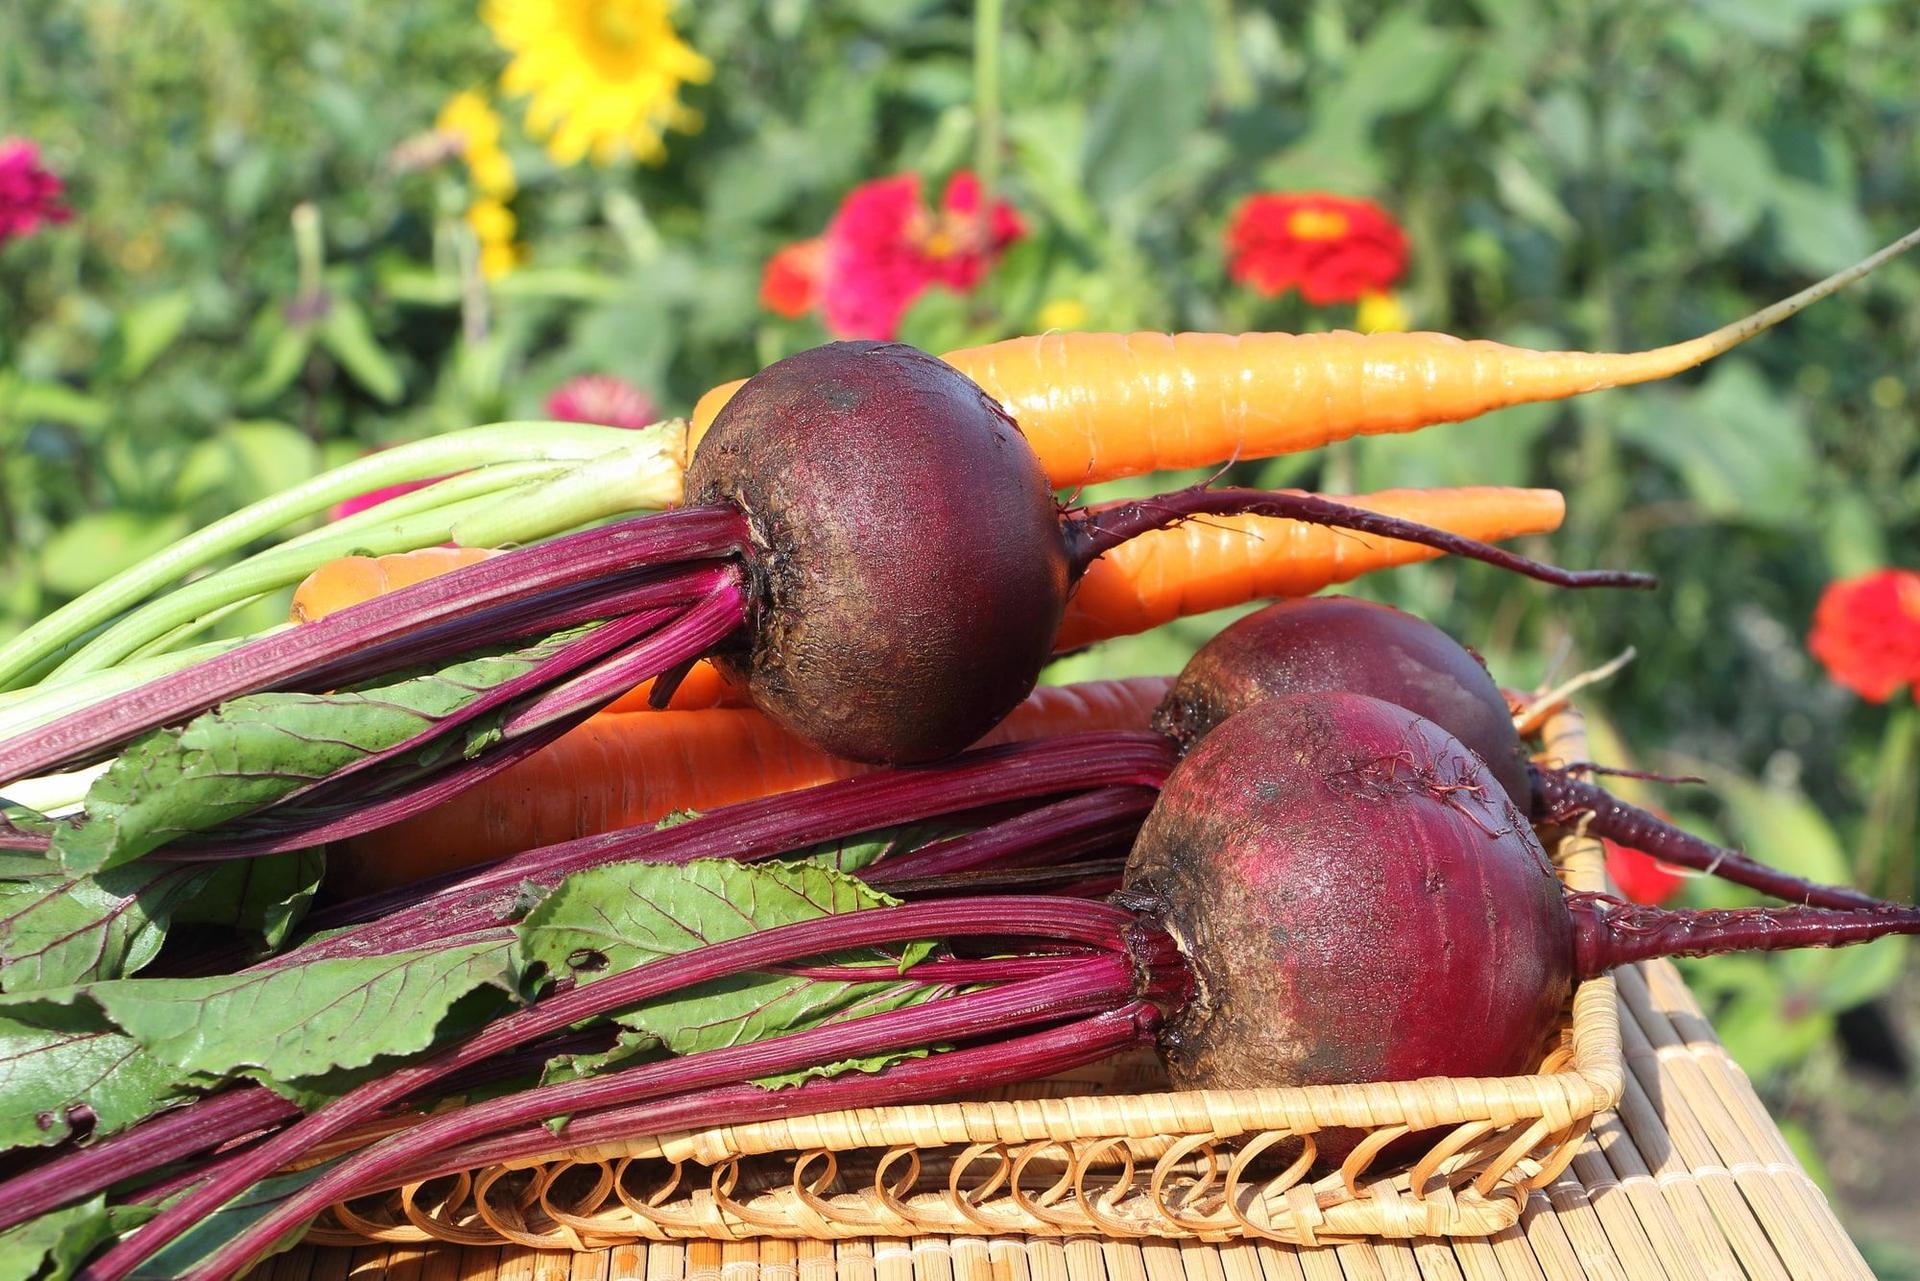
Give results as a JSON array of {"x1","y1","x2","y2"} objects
[{"x1": 3, "y1": 0, "x2": 1918, "y2": 1268}]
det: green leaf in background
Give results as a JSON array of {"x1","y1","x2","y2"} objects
[
  {"x1": 89, "y1": 936, "x2": 514, "y2": 1084},
  {"x1": 517, "y1": 860, "x2": 938, "y2": 1060},
  {"x1": 0, "y1": 990, "x2": 199, "y2": 1154},
  {"x1": 171, "y1": 421, "x2": 320, "y2": 510},
  {"x1": 0, "y1": 1195, "x2": 112, "y2": 1281},
  {"x1": 317, "y1": 295, "x2": 404, "y2": 404},
  {"x1": 1769, "y1": 180, "x2": 1873, "y2": 275},
  {"x1": 0, "y1": 861, "x2": 218, "y2": 992},
  {"x1": 239, "y1": 322, "x2": 312, "y2": 407},
  {"x1": 112, "y1": 290, "x2": 195, "y2": 382},
  {"x1": 1680, "y1": 117, "x2": 1777, "y2": 250},
  {"x1": 1612, "y1": 361, "x2": 1817, "y2": 529},
  {"x1": 51, "y1": 628, "x2": 591, "y2": 872},
  {"x1": 38, "y1": 512, "x2": 194, "y2": 599},
  {"x1": 1079, "y1": 4, "x2": 1213, "y2": 212}
]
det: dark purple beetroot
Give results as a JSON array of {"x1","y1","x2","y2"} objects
[
  {"x1": 1126, "y1": 691, "x2": 1572, "y2": 1089},
  {"x1": 1154, "y1": 596, "x2": 1530, "y2": 803},
  {"x1": 685, "y1": 341, "x2": 1069, "y2": 763},
  {"x1": 1153, "y1": 596, "x2": 1892, "y2": 912}
]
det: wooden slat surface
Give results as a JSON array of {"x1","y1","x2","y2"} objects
[{"x1": 268, "y1": 960, "x2": 1870, "y2": 1280}]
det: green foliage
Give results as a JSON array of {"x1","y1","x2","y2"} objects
[{"x1": 3, "y1": 0, "x2": 1918, "y2": 1160}]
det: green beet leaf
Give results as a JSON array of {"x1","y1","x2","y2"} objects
[
  {"x1": 0, "y1": 991, "x2": 200, "y2": 1154},
  {"x1": 90, "y1": 936, "x2": 515, "y2": 1085},
  {"x1": 48, "y1": 627, "x2": 591, "y2": 873},
  {"x1": 516, "y1": 860, "x2": 938, "y2": 1061},
  {"x1": 0, "y1": 1196, "x2": 113, "y2": 1281}
]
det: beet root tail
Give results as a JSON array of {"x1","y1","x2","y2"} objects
[
  {"x1": 1569, "y1": 892, "x2": 1920, "y2": 978},
  {"x1": 1061, "y1": 485, "x2": 1655, "y2": 591},
  {"x1": 1533, "y1": 766, "x2": 1893, "y2": 912}
]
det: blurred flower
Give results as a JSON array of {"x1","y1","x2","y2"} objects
[
  {"x1": 1036, "y1": 298, "x2": 1089, "y2": 330},
  {"x1": 485, "y1": 0, "x2": 712, "y2": 167},
  {"x1": 546, "y1": 374, "x2": 658, "y2": 429},
  {"x1": 759, "y1": 239, "x2": 824, "y2": 319},
  {"x1": 1809, "y1": 568, "x2": 1920, "y2": 703},
  {"x1": 1225, "y1": 192, "x2": 1407, "y2": 305},
  {"x1": 1355, "y1": 290, "x2": 1408, "y2": 333},
  {"x1": 464, "y1": 196, "x2": 522, "y2": 280},
  {"x1": 1602, "y1": 836, "x2": 1685, "y2": 906},
  {"x1": 820, "y1": 171, "x2": 1024, "y2": 340},
  {"x1": 435, "y1": 91, "x2": 517, "y2": 198},
  {"x1": 331, "y1": 477, "x2": 442, "y2": 523},
  {"x1": 0, "y1": 138, "x2": 72, "y2": 246}
]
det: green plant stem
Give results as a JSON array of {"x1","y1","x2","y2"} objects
[
  {"x1": 973, "y1": 0, "x2": 1004, "y2": 216},
  {"x1": 0, "y1": 422, "x2": 639, "y2": 691},
  {"x1": 0, "y1": 634, "x2": 263, "y2": 742},
  {"x1": 1859, "y1": 701, "x2": 1919, "y2": 901}
]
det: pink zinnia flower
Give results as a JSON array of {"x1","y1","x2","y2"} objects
[
  {"x1": 820, "y1": 171, "x2": 1024, "y2": 341},
  {"x1": 0, "y1": 138, "x2": 72, "y2": 246},
  {"x1": 545, "y1": 374, "x2": 658, "y2": 430},
  {"x1": 331, "y1": 476, "x2": 444, "y2": 522}
]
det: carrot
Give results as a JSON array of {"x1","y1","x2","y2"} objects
[
  {"x1": 288, "y1": 547, "x2": 500, "y2": 623},
  {"x1": 332, "y1": 676, "x2": 1171, "y2": 891},
  {"x1": 292, "y1": 486, "x2": 1565, "y2": 675},
  {"x1": 691, "y1": 229, "x2": 1920, "y2": 486},
  {"x1": 1057, "y1": 485, "x2": 1562, "y2": 650}
]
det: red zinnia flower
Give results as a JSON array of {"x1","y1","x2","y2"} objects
[
  {"x1": 819, "y1": 171, "x2": 1024, "y2": 341},
  {"x1": 1224, "y1": 192, "x2": 1407, "y2": 306},
  {"x1": 0, "y1": 138, "x2": 72, "y2": 246},
  {"x1": 1809, "y1": 568, "x2": 1920, "y2": 703},
  {"x1": 1601, "y1": 819, "x2": 1686, "y2": 906},
  {"x1": 545, "y1": 374, "x2": 658, "y2": 430},
  {"x1": 760, "y1": 238, "x2": 824, "y2": 319}
]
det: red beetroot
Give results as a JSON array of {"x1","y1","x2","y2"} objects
[
  {"x1": 1155, "y1": 596, "x2": 1889, "y2": 912},
  {"x1": 1126, "y1": 691, "x2": 1920, "y2": 1091}
]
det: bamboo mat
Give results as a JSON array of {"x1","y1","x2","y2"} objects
[{"x1": 265, "y1": 958, "x2": 1870, "y2": 1281}]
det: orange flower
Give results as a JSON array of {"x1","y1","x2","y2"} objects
[
  {"x1": 1809, "y1": 569, "x2": 1920, "y2": 703},
  {"x1": 759, "y1": 238, "x2": 824, "y2": 319},
  {"x1": 1224, "y1": 192, "x2": 1408, "y2": 305}
]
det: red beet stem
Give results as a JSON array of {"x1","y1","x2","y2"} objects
[
  {"x1": 0, "y1": 1087, "x2": 297, "y2": 1234},
  {"x1": 1569, "y1": 892, "x2": 1920, "y2": 978},
  {"x1": 863, "y1": 785, "x2": 1156, "y2": 883},
  {"x1": 151, "y1": 571, "x2": 750, "y2": 861},
  {"x1": 287, "y1": 733, "x2": 1177, "y2": 964},
  {"x1": 194, "y1": 957, "x2": 1149, "y2": 1276},
  {"x1": 81, "y1": 896, "x2": 1136, "y2": 1280},
  {"x1": 1533, "y1": 766, "x2": 1891, "y2": 912},
  {"x1": 1061, "y1": 484, "x2": 1655, "y2": 590},
  {"x1": 0, "y1": 505, "x2": 750, "y2": 784},
  {"x1": 875, "y1": 859, "x2": 1129, "y2": 899}
]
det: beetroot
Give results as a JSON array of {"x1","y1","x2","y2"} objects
[
  {"x1": 1126, "y1": 691, "x2": 1920, "y2": 1090},
  {"x1": 685, "y1": 341, "x2": 1067, "y2": 761},
  {"x1": 1155, "y1": 596, "x2": 1889, "y2": 912}
]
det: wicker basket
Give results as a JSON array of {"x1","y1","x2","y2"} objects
[{"x1": 310, "y1": 707, "x2": 1622, "y2": 1250}]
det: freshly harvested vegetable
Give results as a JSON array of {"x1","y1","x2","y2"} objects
[
  {"x1": 1155, "y1": 595, "x2": 1891, "y2": 910},
  {"x1": 287, "y1": 486, "x2": 1568, "y2": 704},
  {"x1": 692, "y1": 228, "x2": 1920, "y2": 485},
  {"x1": 33, "y1": 693, "x2": 1920, "y2": 1280},
  {"x1": 333, "y1": 676, "x2": 1172, "y2": 891},
  {"x1": 0, "y1": 342, "x2": 1637, "y2": 866}
]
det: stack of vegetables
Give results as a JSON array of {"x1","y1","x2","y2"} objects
[{"x1": 0, "y1": 228, "x2": 1916, "y2": 1279}]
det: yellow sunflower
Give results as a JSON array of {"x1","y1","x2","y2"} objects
[{"x1": 484, "y1": 0, "x2": 713, "y2": 167}]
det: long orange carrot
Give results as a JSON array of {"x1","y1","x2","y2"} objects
[
  {"x1": 291, "y1": 486, "x2": 1565, "y2": 691},
  {"x1": 692, "y1": 229, "x2": 1920, "y2": 486},
  {"x1": 1056, "y1": 485, "x2": 1563, "y2": 649},
  {"x1": 332, "y1": 676, "x2": 1170, "y2": 891}
]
